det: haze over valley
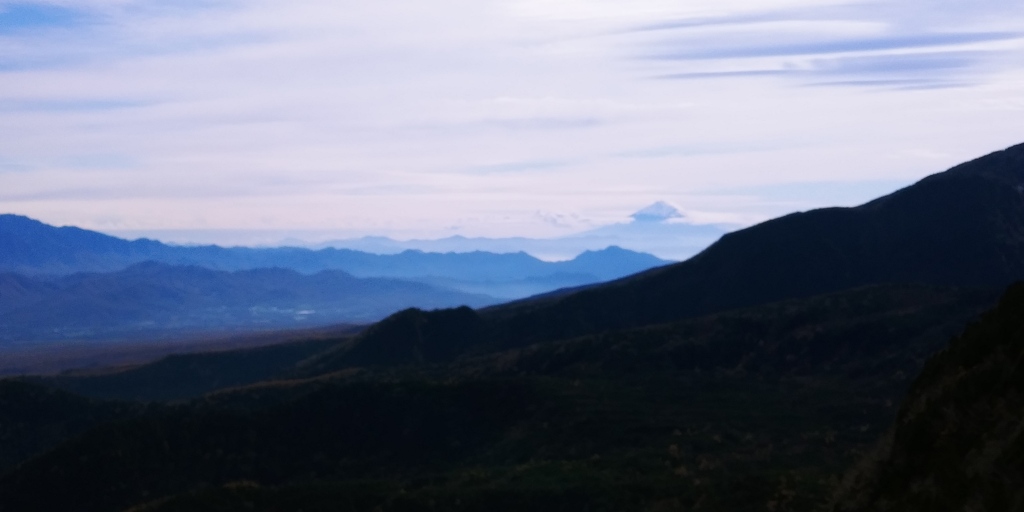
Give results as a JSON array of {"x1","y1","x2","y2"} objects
[
  {"x1": 2, "y1": 144, "x2": 1024, "y2": 511},
  {"x1": 2, "y1": 0, "x2": 1024, "y2": 510},
  {"x1": 0, "y1": 212, "x2": 679, "y2": 369}
]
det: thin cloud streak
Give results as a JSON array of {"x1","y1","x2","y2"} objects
[{"x1": 0, "y1": 0, "x2": 1022, "y2": 239}]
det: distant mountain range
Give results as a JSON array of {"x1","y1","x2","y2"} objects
[
  {"x1": 0, "y1": 215, "x2": 670, "y2": 300},
  {"x1": 304, "y1": 202, "x2": 728, "y2": 261},
  {"x1": 1, "y1": 143, "x2": 1023, "y2": 512},
  {"x1": 448, "y1": 141, "x2": 1024, "y2": 348},
  {"x1": 0, "y1": 262, "x2": 495, "y2": 342},
  {"x1": 0, "y1": 213, "x2": 671, "y2": 342},
  {"x1": 104, "y1": 201, "x2": 731, "y2": 261},
  {"x1": 25, "y1": 140, "x2": 1024, "y2": 386},
  {"x1": 230, "y1": 141, "x2": 1024, "y2": 373}
]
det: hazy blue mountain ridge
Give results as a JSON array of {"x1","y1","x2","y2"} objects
[
  {"x1": 0, "y1": 215, "x2": 167, "y2": 275},
  {"x1": 0, "y1": 215, "x2": 670, "y2": 298},
  {"x1": 0, "y1": 262, "x2": 496, "y2": 342},
  {"x1": 457, "y1": 142, "x2": 1024, "y2": 347},
  {"x1": 243, "y1": 142, "x2": 1024, "y2": 375},
  {"x1": 306, "y1": 216, "x2": 728, "y2": 261},
  {"x1": 2, "y1": 144, "x2": 1024, "y2": 512}
]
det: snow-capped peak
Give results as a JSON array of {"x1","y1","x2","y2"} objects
[{"x1": 630, "y1": 201, "x2": 683, "y2": 223}]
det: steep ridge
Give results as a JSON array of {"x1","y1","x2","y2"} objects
[
  {"x1": 0, "y1": 144, "x2": 1022, "y2": 512},
  {"x1": 35, "y1": 283, "x2": 996, "y2": 402},
  {"x1": 305, "y1": 306, "x2": 484, "y2": 370},
  {"x1": 0, "y1": 215, "x2": 166, "y2": 274},
  {"x1": 474, "y1": 142, "x2": 1024, "y2": 346},
  {"x1": 453, "y1": 284, "x2": 997, "y2": 382},
  {"x1": 833, "y1": 281, "x2": 1024, "y2": 512},
  {"x1": 298, "y1": 143, "x2": 1024, "y2": 368},
  {"x1": 0, "y1": 282, "x2": 998, "y2": 512},
  {"x1": 296, "y1": 284, "x2": 996, "y2": 378}
]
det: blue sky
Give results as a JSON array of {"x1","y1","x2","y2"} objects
[{"x1": 1, "y1": 0, "x2": 1023, "y2": 241}]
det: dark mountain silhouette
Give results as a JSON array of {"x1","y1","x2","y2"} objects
[
  {"x1": 833, "y1": 281, "x2": 1024, "y2": 512},
  {"x1": 463, "y1": 142, "x2": 1024, "y2": 346},
  {"x1": 2, "y1": 144, "x2": 1024, "y2": 512},
  {"x1": 0, "y1": 262, "x2": 494, "y2": 342},
  {"x1": 326, "y1": 306, "x2": 484, "y2": 368},
  {"x1": 452, "y1": 284, "x2": 997, "y2": 382},
  {"x1": 0, "y1": 215, "x2": 670, "y2": 299},
  {"x1": 0, "y1": 380, "x2": 141, "y2": 474},
  {"x1": 36, "y1": 336, "x2": 342, "y2": 402},
  {"x1": 44, "y1": 283, "x2": 995, "y2": 403},
  {"x1": 1, "y1": 284, "x2": 993, "y2": 512},
  {"x1": 287, "y1": 142, "x2": 1024, "y2": 369}
]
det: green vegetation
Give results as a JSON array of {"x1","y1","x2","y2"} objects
[
  {"x1": 4, "y1": 144, "x2": 1024, "y2": 512},
  {"x1": 0, "y1": 284, "x2": 999, "y2": 512},
  {"x1": 40, "y1": 336, "x2": 343, "y2": 402},
  {"x1": 2, "y1": 374, "x2": 891, "y2": 512},
  {"x1": 833, "y1": 282, "x2": 1024, "y2": 511},
  {"x1": 0, "y1": 380, "x2": 142, "y2": 473}
]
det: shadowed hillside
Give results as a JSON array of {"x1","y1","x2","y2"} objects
[
  {"x1": 475, "y1": 142, "x2": 1024, "y2": 346},
  {"x1": 0, "y1": 283, "x2": 997, "y2": 512},
  {"x1": 0, "y1": 380, "x2": 142, "y2": 474},
  {"x1": 833, "y1": 282, "x2": 1024, "y2": 512},
  {"x1": 0, "y1": 263, "x2": 494, "y2": 342},
  {"x1": 298, "y1": 284, "x2": 996, "y2": 381},
  {"x1": 40, "y1": 283, "x2": 995, "y2": 403},
  {"x1": 1, "y1": 144, "x2": 1023, "y2": 512},
  {"x1": 37, "y1": 336, "x2": 344, "y2": 402}
]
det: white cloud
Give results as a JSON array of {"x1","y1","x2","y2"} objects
[{"x1": 0, "y1": 0, "x2": 1022, "y2": 239}]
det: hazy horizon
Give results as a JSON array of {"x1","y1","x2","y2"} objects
[
  {"x1": 2, "y1": 0, "x2": 1023, "y2": 239},
  {"x1": 2, "y1": 200, "x2": 728, "y2": 260}
]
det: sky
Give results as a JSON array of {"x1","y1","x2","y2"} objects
[{"x1": 1, "y1": 0, "x2": 1023, "y2": 242}]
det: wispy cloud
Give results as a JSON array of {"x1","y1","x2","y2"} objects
[
  {"x1": 467, "y1": 159, "x2": 573, "y2": 174},
  {"x1": 633, "y1": 4, "x2": 1023, "y2": 88},
  {"x1": 0, "y1": 0, "x2": 1022, "y2": 237},
  {"x1": 650, "y1": 32, "x2": 1017, "y2": 60}
]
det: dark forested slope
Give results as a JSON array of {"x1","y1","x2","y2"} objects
[
  {"x1": 1, "y1": 144, "x2": 1022, "y2": 512},
  {"x1": 474, "y1": 142, "x2": 1024, "y2": 346},
  {"x1": 833, "y1": 282, "x2": 1024, "y2": 512}
]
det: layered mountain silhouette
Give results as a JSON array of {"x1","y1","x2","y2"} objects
[
  {"x1": 308, "y1": 201, "x2": 728, "y2": 260},
  {"x1": 283, "y1": 142, "x2": 1024, "y2": 369},
  {"x1": 0, "y1": 262, "x2": 494, "y2": 342},
  {"x1": 1, "y1": 283, "x2": 998, "y2": 512},
  {"x1": 0, "y1": 215, "x2": 670, "y2": 299},
  {"x1": 1, "y1": 143, "x2": 1023, "y2": 512},
  {"x1": 467, "y1": 142, "x2": 1024, "y2": 344},
  {"x1": 0, "y1": 216, "x2": 670, "y2": 344}
]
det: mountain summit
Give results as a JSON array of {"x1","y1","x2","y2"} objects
[
  {"x1": 298, "y1": 142, "x2": 1024, "y2": 367},
  {"x1": 475, "y1": 141, "x2": 1024, "y2": 344},
  {"x1": 629, "y1": 201, "x2": 684, "y2": 222},
  {"x1": 3, "y1": 144, "x2": 1024, "y2": 512}
]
